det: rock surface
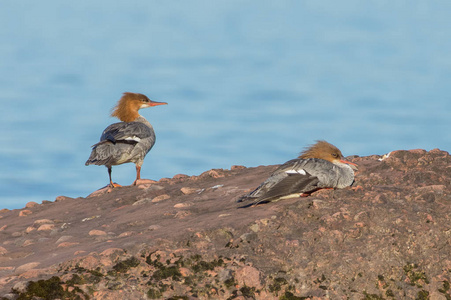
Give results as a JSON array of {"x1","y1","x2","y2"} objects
[{"x1": 0, "y1": 149, "x2": 450, "y2": 299}]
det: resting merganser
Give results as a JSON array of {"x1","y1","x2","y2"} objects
[
  {"x1": 238, "y1": 140, "x2": 358, "y2": 207},
  {"x1": 85, "y1": 92, "x2": 167, "y2": 188}
]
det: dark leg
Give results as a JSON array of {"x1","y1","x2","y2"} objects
[
  {"x1": 108, "y1": 167, "x2": 114, "y2": 188},
  {"x1": 108, "y1": 166, "x2": 121, "y2": 188}
]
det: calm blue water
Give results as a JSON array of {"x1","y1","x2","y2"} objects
[{"x1": 1, "y1": 1, "x2": 451, "y2": 210}]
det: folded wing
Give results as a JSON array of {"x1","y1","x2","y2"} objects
[{"x1": 238, "y1": 159, "x2": 326, "y2": 206}]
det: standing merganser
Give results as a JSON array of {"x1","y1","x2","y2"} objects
[
  {"x1": 238, "y1": 140, "x2": 358, "y2": 207},
  {"x1": 85, "y1": 92, "x2": 167, "y2": 188}
]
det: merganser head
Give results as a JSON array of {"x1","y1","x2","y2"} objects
[
  {"x1": 111, "y1": 92, "x2": 167, "y2": 122},
  {"x1": 299, "y1": 140, "x2": 358, "y2": 170}
]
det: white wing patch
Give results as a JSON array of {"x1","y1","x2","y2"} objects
[
  {"x1": 285, "y1": 169, "x2": 306, "y2": 175},
  {"x1": 125, "y1": 136, "x2": 141, "y2": 142}
]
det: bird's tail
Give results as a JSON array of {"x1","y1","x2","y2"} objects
[
  {"x1": 236, "y1": 185, "x2": 268, "y2": 208},
  {"x1": 237, "y1": 195, "x2": 270, "y2": 208},
  {"x1": 85, "y1": 141, "x2": 114, "y2": 166},
  {"x1": 236, "y1": 195, "x2": 253, "y2": 203},
  {"x1": 236, "y1": 179, "x2": 268, "y2": 207}
]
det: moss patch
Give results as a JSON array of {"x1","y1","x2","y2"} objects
[
  {"x1": 112, "y1": 256, "x2": 140, "y2": 273},
  {"x1": 403, "y1": 263, "x2": 429, "y2": 287},
  {"x1": 12, "y1": 276, "x2": 89, "y2": 300},
  {"x1": 279, "y1": 291, "x2": 309, "y2": 300}
]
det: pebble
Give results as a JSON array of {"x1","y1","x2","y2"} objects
[
  {"x1": 148, "y1": 225, "x2": 161, "y2": 231},
  {"x1": 180, "y1": 187, "x2": 198, "y2": 195},
  {"x1": 0, "y1": 293, "x2": 17, "y2": 300},
  {"x1": 12, "y1": 281, "x2": 28, "y2": 293},
  {"x1": 22, "y1": 240, "x2": 34, "y2": 247},
  {"x1": 135, "y1": 179, "x2": 157, "y2": 187},
  {"x1": 55, "y1": 235, "x2": 73, "y2": 244},
  {"x1": 179, "y1": 267, "x2": 192, "y2": 277},
  {"x1": 37, "y1": 224, "x2": 55, "y2": 231},
  {"x1": 231, "y1": 165, "x2": 246, "y2": 170},
  {"x1": 55, "y1": 196, "x2": 72, "y2": 202},
  {"x1": 118, "y1": 231, "x2": 136, "y2": 238},
  {"x1": 19, "y1": 268, "x2": 51, "y2": 279},
  {"x1": 151, "y1": 194, "x2": 170, "y2": 202},
  {"x1": 174, "y1": 211, "x2": 191, "y2": 219},
  {"x1": 25, "y1": 226, "x2": 35, "y2": 233},
  {"x1": 25, "y1": 201, "x2": 39, "y2": 208},
  {"x1": 57, "y1": 242, "x2": 80, "y2": 248},
  {"x1": 87, "y1": 188, "x2": 109, "y2": 198},
  {"x1": 0, "y1": 246, "x2": 8, "y2": 255},
  {"x1": 100, "y1": 248, "x2": 125, "y2": 257},
  {"x1": 174, "y1": 202, "x2": 192, "y2": 208},
  {"x1": 147, "y1": 184, "x2": 164, "y2": 191},
  {"x1": 173, "y1": 174, "x2": 189, "y2": 180},
  {"x1": 82, "y1": 215, "x2": 100, "y2": 222},
  {"x1": 249, "y1": 224, "x2": 260, "y2": 232},
  {"x1": 311, "y1": 199, "x2": 324, "y2": 209},
  {"x1": 15, "y1": 262, "x2": 40, "y2": 274},
  {"x1": 18, "y1": 210, "x2": 32, "y2": 217},
  {"x1": 416, "y1": 185, "x2": 446, "y2": 192},
  {"x1": 235, "y1": 266, "x2": 264, "y2": 289},
  {"x1": 206, "y1": 169, "x2": 225, "y2": 178},
  {"x1": 34, "y1": 219, "x2": 54, "y2": 225},
  {"x1": 89, "y1": 230, "x2": 107, "y2": 236},
  {"x1": 132, "y1": 198, "x2": 153, "y2": 205}
]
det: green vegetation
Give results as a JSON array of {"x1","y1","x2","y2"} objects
[
  {"x1": 12, "y1": 276, "x2": 89, "y2": 300},
  {"x1": 403, "y1": 263, "x2": 429, "y2": 287},
  {"x1": 112, "y1": 256, "x2": 140, "y2": 273}
]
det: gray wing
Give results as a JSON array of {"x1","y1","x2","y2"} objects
[
  {"x1": 294, "y1": 158, "x2": 341, "y2": 188},
  {"x1": 238, "y1": 159, "x2": 322, "y2": 206},
  {"x1": 85, "y1": 121, "x2": 155, "y2": 166},
  {"x1": 98, "y1": 122, "x2": 154, "y2": 145}
]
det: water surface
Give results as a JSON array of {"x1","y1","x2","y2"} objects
[{"x1": 1, "y1": 1, "x2": 450, "y2": 209}]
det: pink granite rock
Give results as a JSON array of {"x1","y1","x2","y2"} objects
[
  {"x1": 235, "y1": 266, "x2": 265, "y2": 289},
  {"x1": 89, "y1": 230, "x2": 107, "y2": 236},
  {"x1": 151, "y1": 194, "x2": 170, "y2": 202},
  {"x1": 0, "y1": 246, "x2": 7, "y2": 255},
  {"x1": 1, "y1": 150, "x2": 451, "y2": 299},
  {"x1": 15, "y1": 262, "x2": 40, "y2": 274},
  {"x1": 180, "y1": 187, "x2": 198, "y2": 195},
  {"x1": 25, "y1": 201, "x2": 39, "y2": 208},
  {"x1": 37, "y1": 224, "x2": 55, "y2": 231},
  {"x1": 18, "y1": 210, "x2": 32, "y2": 217}
]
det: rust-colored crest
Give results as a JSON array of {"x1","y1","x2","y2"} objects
[
  {"x1": 111, "y1": 92, "x2": 149, "y2": 122},
  {"x1": 299, "y1": 140, "x2": 344, "y2": 162}
]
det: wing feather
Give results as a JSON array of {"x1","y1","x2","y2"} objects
[
  {"x1": 238, "y1": 159, "x2": 322, "y2": 206},
  {"x1": 99, "y1": 122, "x2": 153, "y2": 144}
]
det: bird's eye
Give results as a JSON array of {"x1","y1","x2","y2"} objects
[{"x1": 332, "y1": 153, "x2": 338, "y2": 158}]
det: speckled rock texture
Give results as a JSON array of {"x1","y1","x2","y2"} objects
[{"x1": 1, "y1": 149, "x2": 450, "y2": 299}]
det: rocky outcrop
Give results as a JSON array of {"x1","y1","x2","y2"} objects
[{"x1": 0, "y1": 149, "x2": 450, "y2": 299}]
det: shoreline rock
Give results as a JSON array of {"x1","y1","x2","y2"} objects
[{"x1": 0, "y1": 149, "x2": 450, "y2": 299}]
